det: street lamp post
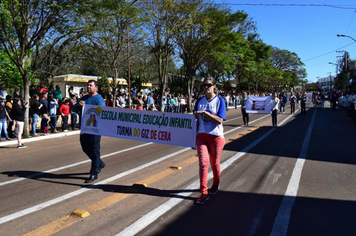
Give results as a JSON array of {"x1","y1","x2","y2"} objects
[
  {"x1": 329, "y1": 62, "x2": 338, "y2": 92},
  {"x1": 337, "y1": 34, "x2": 356, "y2": 42},
  {"x1": 336, "y1": 34, "x2": 355, "y2": 91}
]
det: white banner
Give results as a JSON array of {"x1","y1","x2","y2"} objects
[
  {"x1": 246, "y1": 96, "x2": 272, "y2": 114},
  {"x1": 81, "y1": 105, "x2": 197, "y2": 148}
]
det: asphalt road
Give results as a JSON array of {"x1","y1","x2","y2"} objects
[{"x1": 0, "y1": 102, "x2": 355, "y2": 236}]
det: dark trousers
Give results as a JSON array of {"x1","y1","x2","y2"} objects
[
  {"x1": 7, "y1": 120, "x2": 15, "y2": 138},
  {"x1": 71, "y1": 113, "x2": 77, "y2": 129},
  {"x1": 61, "y1": 115, "x2": 68, "y2": 131},
  {"x1": 241, "y1": 108, "x2": 249, "y2": 125},
  {"x1": 332, "y1": 100, "x2": 337, "y2": 111},
  {"x1": 290, "y1": 103, "x2": 295, "y2": 113},
  {"x1": 271, "y1": 109, "x2": 278, "y2": 126},
  {"x1": 301, "y1": 103, "x2": 306, "y2": 114},
  {"x1": 80, "y1": 134, "x2": 104, "y2": 176}
]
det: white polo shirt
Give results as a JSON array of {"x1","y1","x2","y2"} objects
[{"x1": 194, "y1": 95, "x2": 226, "y2": 136}]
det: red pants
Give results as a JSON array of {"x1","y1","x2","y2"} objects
[{"x1": 196, "y1": 133, "x2": 225, "y2": 195}]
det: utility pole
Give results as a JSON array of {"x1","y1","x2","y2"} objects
[
  {"x1": 345, "y1": 51, "x2": 348, "y2": 91},
  {"x1": 336, "y1": 50, "x2": 348, "y2": 91}
]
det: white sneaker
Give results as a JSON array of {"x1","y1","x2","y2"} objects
[
  {"x1": 64, "y1": 130, "x2": 69, "y2": 132},
  {"x1": 18, "y1": 144, "x2": 27, "y2": 148}
]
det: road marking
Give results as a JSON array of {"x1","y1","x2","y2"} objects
[
  {"x1": 2, "y1": 112, "x2": 289, "y2": 228},
  {"x1": 22, "y1": 156, "x2": 198, "y2": 235},
  {"x1": 116, "y1": 110, "x2": 299, "y2": 235},
  {"x1": 0, "y1": 147, "x2": 190, "y2": 225},
  {"x1": 0, "y1": 142, "x2": 153, "y2": 187},
  {"x1": 270, "y1": 109, "x2": 316, "y2": 236},
  {"x1": 116, "y1": 122, "x2": 278, "y2": 236},
  {"x1": 23, "y1": 215, "x2": 77, "y2": 236},
  {"x1": 0, "y1": 114, "x2": 266, "y2": 188}
]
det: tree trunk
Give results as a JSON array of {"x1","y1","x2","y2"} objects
[{"x1": 23, "y1": 72, "x2": 30, "y2": 138}]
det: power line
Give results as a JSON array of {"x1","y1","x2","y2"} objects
[
  {"x1": 302, "y1": 42, "x2": 356, "y2": 62},
  {"x1": 223, "y1": 4, "x2": 356, "y2": 10}
]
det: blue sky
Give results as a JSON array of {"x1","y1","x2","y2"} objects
[{"x1": 215, "y1": 0, "x2": 356, "y2": 83}]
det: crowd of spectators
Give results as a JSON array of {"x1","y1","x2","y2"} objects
[
  {"x1": 0, "y1": 83, "x2": 83, "y2": 141},
  {"x1": 2, "y1": 78, "x2": 353, "y2": 142}
]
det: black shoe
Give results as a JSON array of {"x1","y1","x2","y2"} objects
[
  {"x1": 84, "y1": 175, "x2": 97, "y2": 183},
  {"x1": 98, "y1": 164, "x2": 105, "y2": 173}
]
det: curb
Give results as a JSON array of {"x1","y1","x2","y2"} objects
[{"x1": 0, "y1": 130, "x2": 81, "y2": 147}]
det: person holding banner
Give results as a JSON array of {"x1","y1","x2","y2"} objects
[
  {"x1": 271, "y1": 92, "x2": 279, "y2": 127},
  {"x1": 75, "y1": 80, "x2": 106, "y2": 183},
  {"x1": 193, "y1": 77, "x2": 226, "y2": 205},
  {"x1": 240, "y1": 92, "x2": 249, "y2": 126}
]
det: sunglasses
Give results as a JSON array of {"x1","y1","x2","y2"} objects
[{"x1": 203, "y1": 83, "x2": 214, "y2": 88}]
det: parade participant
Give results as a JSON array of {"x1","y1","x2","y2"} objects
[
  {"x1": 74, "y1": 80, "x2": 106, "y2": 183},
  {"x1": 240, "y1": 92, "x2": 249, "y2": 126},
  {"x1": 271, "y1": 92, "x2": 279, "y2": 127},
  {"x1": 193, "y1": 77, "x2": 226, "y2": 204},
  {"x1": 290, "y1": 92, "x2": 297, "y2": 114},
  {"x1": 301, "y1": 92, "x2": 308, "y2": 114}
]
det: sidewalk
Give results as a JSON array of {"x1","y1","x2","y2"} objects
[{"x1": 0, "y1": 130, "x2": 81, "y2": 148}]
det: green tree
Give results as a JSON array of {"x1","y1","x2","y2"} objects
[
  {"x1": 0, "y1": 0, "x2": 92, "y2": 136},
  {"x1": 82, "y1": 0, "x2": 141, "y2": 106},
  {"x1": 270, "y1": 47, "x2": 306, "y2": 91},
  {"x1": 176, "y1": 1, "x2": 248, "y2": 111},
  {"x1": 141, "y1": 0, "x2": 186, "y2": 111}
]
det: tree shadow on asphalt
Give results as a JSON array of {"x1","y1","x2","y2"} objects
[
  {"x1": 223, "y1": 107, "x2": 356, "y2": 165},
  {"x1": 142, "y1": 190, "x2": 356, "y2": 236},
  {"x1": 0, "y1": 170, "x2": 198, "y2": 201},
  {"x1": 1, "y1": 170, "x2": 89, "y2": 181}
]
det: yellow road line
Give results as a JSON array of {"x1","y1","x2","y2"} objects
[
  {"x1": 23, "y1": 156, "x2": 198, "y2": 236},
  {"x1": 23, "y1": 215, "x2": 77, "y2": 236}
]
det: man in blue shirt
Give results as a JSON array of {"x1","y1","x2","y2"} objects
[{"x1": 75, "y1": 80, "x2": 106, "y2": 183}]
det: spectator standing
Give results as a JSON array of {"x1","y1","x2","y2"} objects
[
  {"x1": 279, "y1": 92, "x2": 287, "y2": 114},
  {"x1": 12, "y1": 98, "x2": 28, "y2": 148},
  {"x1": 74, "y1": 80, "x2": 106, "y2": 183},
  {"x1": 290, "y1": 92, "x2": 297, "y2": 114},
  {"x1": 301, "y1": 92, "x2": 308, "y2": 114},
  {"x1": 147, "y1": 93, "x2": 154, "y2": 108},
  {"x1": 106, "y1": 94, "x2": 114, "y2": 107},
  {"x1": 0, "y1": 85, "x2": 7, "y2": 98},
  {"x1": 0, "y1": 99, "x2": 11, "y2": 140},
  {"x1": 53, "y1": 85, "x2": 63, "y2": 101},
  {"x1": 5, "y1": 95, "x2": 15, "y2": 138},
  {"x1": 296, "y1": 92, "x2": 301, "y2": 108},
  {"x1": 41, "y1": 114, "x2": 49, "y2": 135},
  {"x1": 321, "y1": 92, "x2": 326, "y2": 109},
  {"x1": 79, "y1": 88, "x2": 85, "y2": 98},
  {"x1": 13, "y1": 87, "x2": 22, "y2": 99},
  {"x1": 68, "y1": 86, "x2": 77, "y2": 98},
  {"x1": 48, "y1": 95, "x2": 59, "y2": 133},
  {"x1": 29, "y1": 94, "x2": 42, "y2": 136},
  {"x1": 39, "y1": 92, "x2": 48, "y2": 116},
  {"x1": 271, "y1": 92, "x2": 279, "y2": 127},
  {"x1": 59, "y1": 99, "x2": 70, "y2": 132},
  {"x1": 39, "y1": 83, "x2": 48, "y2": 99},
  {"x1": 240, "y1": 92, "x2": 249, "y2": 126},
  {"x1": 47, "y1": 85, "x2": 54, "y2": 98},
  {"x1": 69, "y1": 94, "x2": 77, "y2": 130},
  {"x1": 29, "y1": 85, "x2": 37, "y2": 97},
  {"x1": 193, "y1": 77, "x2": 226, "y2": 204}
]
